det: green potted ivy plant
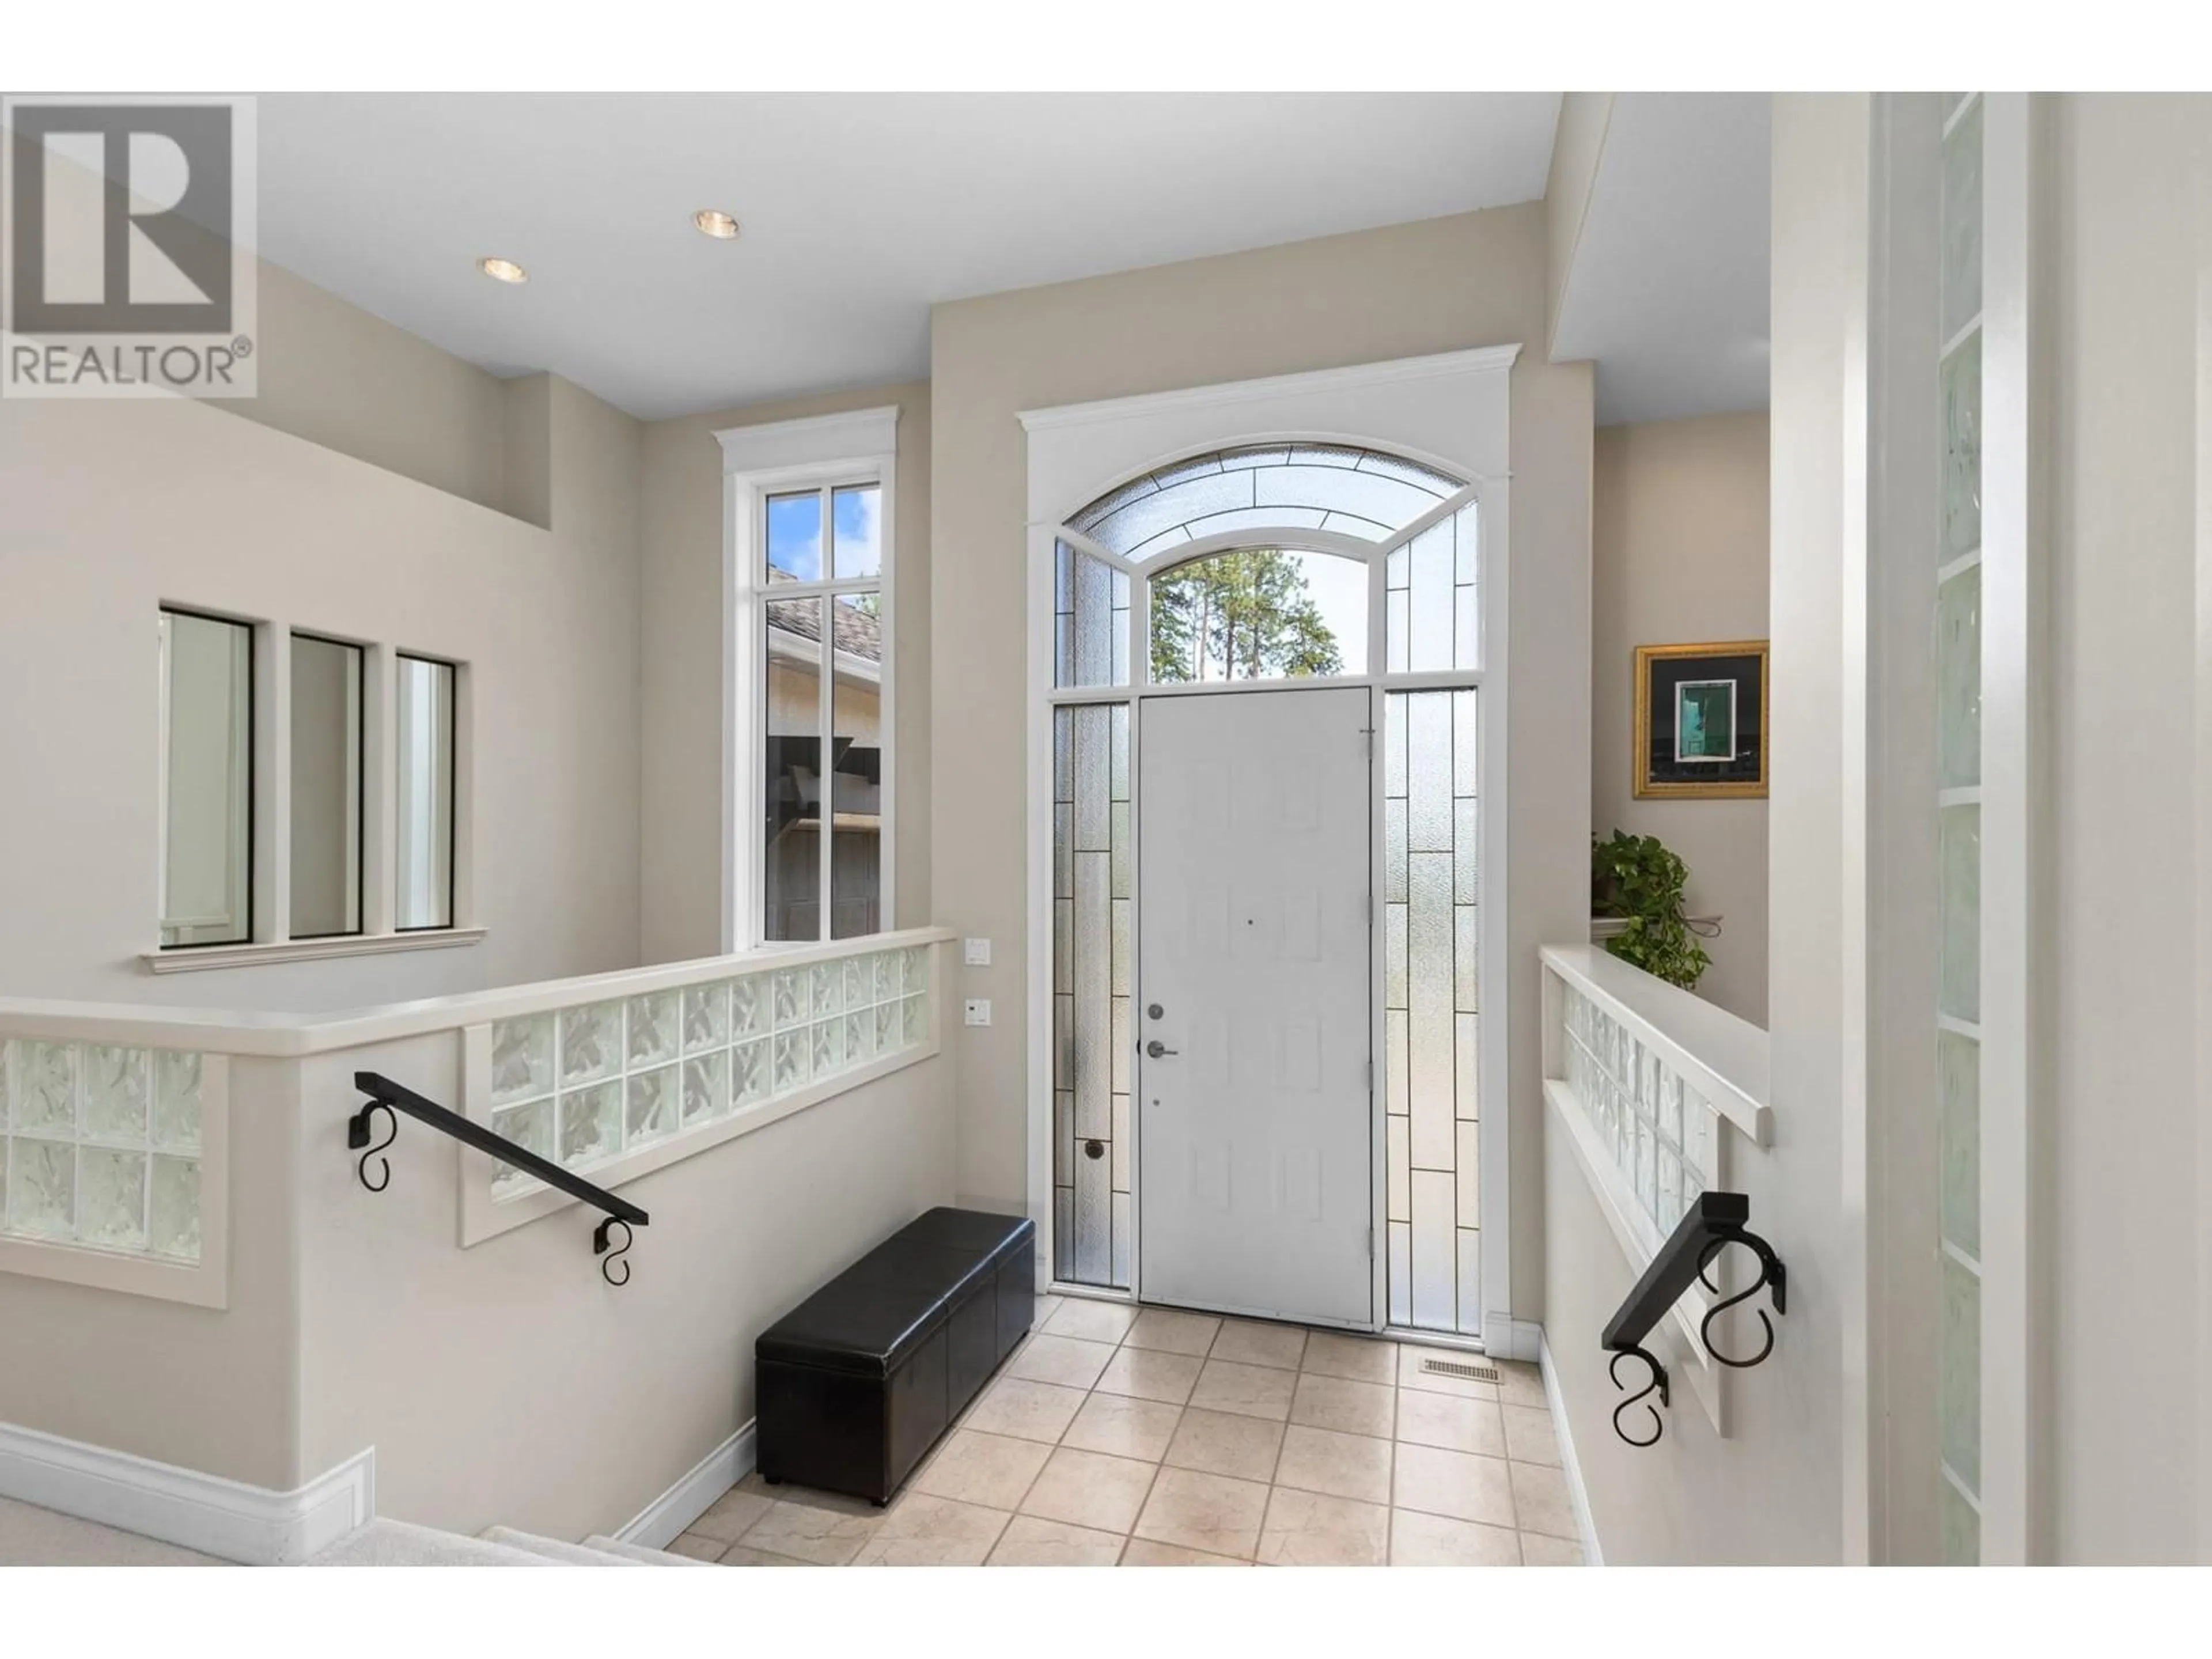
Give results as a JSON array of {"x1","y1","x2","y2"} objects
[{"x1": 1591, "y1": 830, "x2": 1712, "y2": 990}]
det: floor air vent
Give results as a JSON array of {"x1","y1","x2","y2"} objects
[{"x1": 1419, "y1": 1357, "x2": 1499, "y2": 1384}]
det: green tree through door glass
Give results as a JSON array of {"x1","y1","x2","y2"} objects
[{"x1": 1149, "y1": 548, "x2": 1365, "y2": 683}]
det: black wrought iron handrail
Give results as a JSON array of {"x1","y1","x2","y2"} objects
[
  {"x1": 1601, "y1": 1190, "x2": 1785, "y2": 1448},
  {"x1": 350, "y1": 1070, "x2": 648, "y2": 1285}
]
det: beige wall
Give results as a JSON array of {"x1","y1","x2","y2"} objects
[
  {"x1": 0, "y1": 371, "x2": 642, "y2": 1009},
  {"x1": 638, "y1": 385, "x2": 932, "y2": 965},
  {"x1": 928, "y1": 206, "x2": 1590, "y2": 1321},
  {"x1": 1592, "y1": 412, "x2": 1771, "y2": 1027}
]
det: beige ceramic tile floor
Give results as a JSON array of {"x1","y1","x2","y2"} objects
[{"x1": 672, "y1": 1297, "x2": 1585, "y2": 1567}]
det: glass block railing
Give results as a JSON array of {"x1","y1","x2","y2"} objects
[
  {"x1": 1559, "y1": 986, "x2": 1717, "y2": 1239},
  {"x1": 0, "y1": 1039, "x2": 205, "y2": 1262},
  {"x1": 483, "y1": 942, "x2": 933, "y2": 1200}
]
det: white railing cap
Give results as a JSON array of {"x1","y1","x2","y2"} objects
[
  {"x1": 0, "y1": 926, "x2": 956, "y2": 1060},
  {"x1": 1541, "y1": 942, "x2": 1771, "y2": 1146}
]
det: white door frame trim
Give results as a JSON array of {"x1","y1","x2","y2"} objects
[{"x1": 1021, "y1": 348, "x2": 1517, "y2": 1341}]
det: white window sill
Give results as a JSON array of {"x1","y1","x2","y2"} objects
[{"x1": 142, "y1": 928, "x2": 487, "y2": 975}]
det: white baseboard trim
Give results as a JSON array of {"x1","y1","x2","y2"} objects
[
  {"x1": 0, "y1": 1421, "x2": 373, "y2": 1565},
  {"x1": 615, "y1": 1421, "x2": 756, "y2": 1551},
  {"x1": 1537, "y1": 1328, "x2": 1604, "y2": 1566}
]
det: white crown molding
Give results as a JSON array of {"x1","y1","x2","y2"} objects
[
  {"x1": 1538, "y1": 1327, "x2": 1605, "y2": 1567},
  {"x1": 0, "y1": 1422, "x2": 374, "y2": 1566},
  {"x1": 715, "y1": 405, "x2": 900, "y2": 474},
  {"x1": 615, "y1": 1421, "x2": 756, "y2": 1550},
  {"x1": 1017, "y1": 345, "x2": 1523, "y2": 434}
]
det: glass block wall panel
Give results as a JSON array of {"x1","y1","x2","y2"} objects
[
  {"x1": 831, "y1": 591, "x2": 887, "y2": 938},
  {"x1": 1066, "y1": 444, "x2": 1464, "y2": 558},
  {"x1": 483, "y1": 946, "x2": 931, "y2": 1199},
  {"x1": 1053, "y1": 541, "x2": 1131, "y2": 690},
  {"x1": 1559, "y1": 984, "x2": 1716, "y2": 1242},
  {"x1": 1936, "y1": 91, "x2": 1986, "y2": 1561},
  {"x1": 1385, "y1": 502, "x2": 1480, "y2": 674},
  {"x1": 1051, "y1": 701, "x2": 1131, "y2": 1287},
  {"x1": 1384, "y1": 689, "x2": 1480, "y2": 1334},
  {"x1": 0, "y1": 1038, "x2": 204, "y2": 1262},
  {"x1": 763, "y1": 597, "x2": 825, "y2": 941}
]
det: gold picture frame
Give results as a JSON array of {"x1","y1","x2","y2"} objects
[{"x1": 1634, "y1": 639, "x2": 1770, "y2": 800}]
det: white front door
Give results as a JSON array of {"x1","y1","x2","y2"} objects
[{"x1": 1138, "y1": 685, "x2": 1373, "y2": 1327}]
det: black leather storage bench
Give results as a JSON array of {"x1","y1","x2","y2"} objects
[{"x1": 755, "y1": 1207, "x2": 1035, "y2": 1505}]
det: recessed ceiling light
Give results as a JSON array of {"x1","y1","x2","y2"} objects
[
  {"x1": 693, "y1": 209, "x2": 741, "y2": 240},
  {"x1": 478, "y1": 256, "x2": 528, "y2": 285}
]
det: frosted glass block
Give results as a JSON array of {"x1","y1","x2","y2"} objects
[
  {"x1": 1942, "y1": 332, "x2": 1982, "y2": 562},
  {"x1": 1073, "y1": 1141, "x2": 1111, "y2": 1284},
  {"x1": 810, "y1": 1018, "x2": 844, "y2": 1078},
  {"x1": 1111, "y1": 1192, "x2": 1132, "y2": 1289},
  {"x1": 1455, "y1": 1014, "x2": 1479, "y2": 1120},
  {"x1": 1406, "y1": 694, "x2": 1452, "y2": 851},
  {"x1": 1940, "y1": 806, "x2": 1981, "y2": 1022},
  {"x1": 729, "y1": 976, "x2": 766, "y2": 1038},
  {"x1": 1941, "y1": 96, "x2": 1984, "y2": 342},
  {"x1": 1410, "y1": 1169, "x2": 1456, "y2": 1331},
  {"x1": 1939, "y1": 1030, "x2": 1981, "y2": 1257},
  {"x1": 1657, "y1": 1146, "x2": 1683, "y2": 1230},
  {"x1": 1385, "y1": 1011, "x2": 1409, "y2": 1116},
  {"x1": 1937, "y1": 565, "x2": 1982, "y2": 789},
  {"x1": 841, "y1": 955, "x2": 869, "y2": 1011},
  {"x1": 626, "y1": 1065, "x2": 678, "y2": 1146},
  {"x1": 79, "y1": 1046, "x2": 147, "y2": 1145},
  {"x1": 491, "y1": 1016, "x2": 554, "y2": 1105},
  {"x1": 147, "y1": 1155, "x2": 200, "y2": 1260},
  {"x1": 1455, "y1": 1119, "x2": 1480, "y2": 1229},
  {"x1": 845, "y1": 1009, "x2": 874, "y2": 1066},
  {"x1": 773, "y1": 1031, "x2": 808, "y2": 1093},
  {"x1": 873, "y1": 950, "x2": 897, "y2": 1004},
  {"x1": 1387, "y1": 1113, "x2": 1411, "y2": 1221},
  {"x1": 1455, "y1": 906, "x2": 1479, "y2": 1014},
  {"x1": 16, "y1": 1042, "x2": 75, "y2": 1134},
  {"x1": 731, "y1": 1040, "x2": 770, "y2": 1108},
  {"x1": 876, "y1": 998, "x2": 902, "y2": 1055},
  {"x1": 681, "y1": 1051, "x2": 729, "y2": 1128},
  {"x1": 1456, "y1": 1229, "x2": 1482, "y2": 1335},
  {"x1": 559, "y1": 1083, "x2": 622, "y2": 1166},
  {"x1": 1941, "y1": 1254, "x2": 1982, "y2": 1492},
  {"x1": 903, "y1": 991, "x2": 927, "y2": 1047},
  {"x1": 559, "y1": 1003, "x2": 622, "y2": 1087},
  {"x1": 1388, "y1": 1222, "x2": 1411, "y2": 1326},
  {"x1": 626, "y1": 991, "x2": 679, "y2": 1069},
  {"x1": 1941, "y1": 1479, "x2": 1980, "y2": 1566},
  {"x1": 903, "y1": 946, "x2": 930, "y2": 993},
  {"x1": 77, "y1": 1149, "x2": 146, "y2": 1250},
  {"x1": 1454, "y1": 801, "x2": 1479, "y2": 903},
  {"x1": 772, "y1": 969, "x2": 809, "y2": 1028},
  {"x1": 810, "y1": 961, "x2": 842, "y2": 1018},
  {"x1": 9, "y1": 1138, "x2": 73, "y2": 1237},
  {"x1": 490, "y1": 1098, "x2": 554, "y2": 1192},
  {"x1": 682, "y1": 983, "x2": 728, "y2": 1054}
]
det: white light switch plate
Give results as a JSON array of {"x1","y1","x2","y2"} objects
[
  {"x1": 963, "y1": 937, "x2": 992, "y2": 967},
  {"x1": 963, "y1": 998, "x2": 992, "y2": 1027}
]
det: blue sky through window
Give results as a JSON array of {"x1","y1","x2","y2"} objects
[{"x1": 767, "y1": 491, "x2": 823, "y2": 581}]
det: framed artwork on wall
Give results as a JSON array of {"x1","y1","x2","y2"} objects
[{"x1": 1634, "y1": 639, "x2": 1769, "y2": 798}]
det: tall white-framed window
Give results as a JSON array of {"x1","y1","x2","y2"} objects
[
  {"x1": 157, "y1": 607, "x2": 255, "y2": 949},
  {"x1": 717, "y1": 406, "x2": 900, "y2": 950},
  {"x1": 1020, "y1": 349, "x2": 1516, "y2": 1339}
]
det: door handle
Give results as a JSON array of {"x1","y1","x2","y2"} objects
[{"x1": 1145, "y1": 1039, "x2": 1179, "y2": 1059}]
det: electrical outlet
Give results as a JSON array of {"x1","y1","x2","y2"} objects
[
  {"x1": 963, "y1": 937, "x2": 992, "y2": 967},
  {"x1": 963, "y1": 998, "x2": 992, "y2": 1027}
]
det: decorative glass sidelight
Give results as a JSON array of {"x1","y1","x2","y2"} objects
[
  {"x1": 1051, "y1": 702, "x2": 1131, "y2": 1286},
  {"x1": 0, "y1": 1040, "x2": 204, "y2": 1261},
  {"x1": 1936, "y1": 88, "x2": 1985, "y2": 1566},
  {"x1": 1384, "y1": 686, "x2": 1482, "y2": 1334}
]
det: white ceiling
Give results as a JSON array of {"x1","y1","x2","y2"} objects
[
  {"x1": 1550, "y1": 93, "x2": 1771, "y2": 426},
  {"x1": 248, "y1": 93, "x2": 1562, "y2": 421}
]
